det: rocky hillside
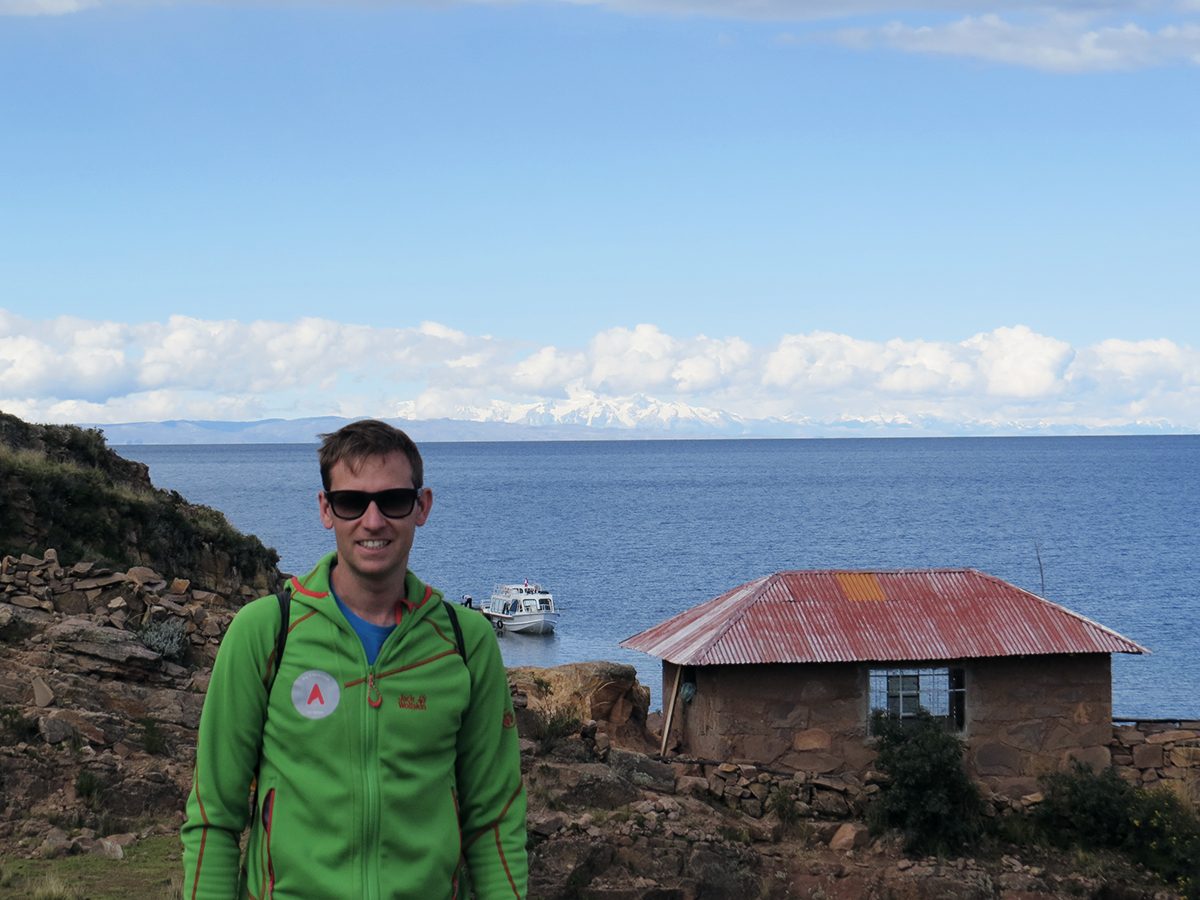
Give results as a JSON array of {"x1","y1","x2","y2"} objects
[
  {"x1": 0, "y1": 551, "x2": 1182, "y2": 897},
  {"x1": 0, "y1": 412, "x2": 281, "y2": 597}
]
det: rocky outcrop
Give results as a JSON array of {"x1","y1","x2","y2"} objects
[
  {"x1": 0, "y1": 550, "x2": 245, "y2": 851},
  {"x1": 510, "y1": 662, "x2": 655, "y2": 753},
  {"x1": 0, "y1": 411, "x2": 282, "y2": 596}
]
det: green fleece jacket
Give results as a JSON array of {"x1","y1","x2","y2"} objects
[{"x1": 181, "y1": 554, "x2": 527, "y2": 899}]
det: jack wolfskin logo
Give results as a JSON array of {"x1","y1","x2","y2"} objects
[
  {"x1": 397, "y1": 694, "x2": 427, "y2": 711},
  {"x1": 292, "y1": 670, "x2": 340, "y2": 719}
]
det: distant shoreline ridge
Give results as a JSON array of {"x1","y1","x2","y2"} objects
[{"x1": 84, "y1": 414, "x2": 1197, "y2": 446}]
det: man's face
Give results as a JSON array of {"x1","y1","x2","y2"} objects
[{"x1": 317, "y1": 451, "x2": 432, "y2": 589}]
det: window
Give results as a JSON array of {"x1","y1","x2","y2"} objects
[{"x1": 868, "y1": 666, "x2": 964, "y2": 730}]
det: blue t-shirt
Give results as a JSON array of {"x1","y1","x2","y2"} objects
[{"x1": 332, "y1": 591, "x2": 395, "y2": 665}]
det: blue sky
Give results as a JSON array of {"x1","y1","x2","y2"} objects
[{"x1": 1, "y1": 0, "x2": 1197, "y2": 432}]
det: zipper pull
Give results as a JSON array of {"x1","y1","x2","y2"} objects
[{"x1": 367, "y1": 673, "x2": 383, "y2": 708}]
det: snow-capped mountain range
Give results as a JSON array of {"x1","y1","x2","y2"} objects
[
  {"x1": 85, "y1": 393, "x2": 1180, "y2": 445},
  {"x1": 393, "y1": 393, "x2": 749, "y2": 434}
]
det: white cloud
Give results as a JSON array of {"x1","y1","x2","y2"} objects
[
  {"x1": 417, "y1": 321, "x2": 470, "y2": 343},
  {"x1": 0, "y1": 0, "x2": 98, "y2": 15},
  {"x1": 0, "y1": 312, "x2": 135, "y2": 401},
  {"x1": 763, "y1": 331, "x2": 887, "y2": 389},
  {"x1": 671, "y1": 336, "x2": 752, "y2": 392},
  {"x1": 832, "y1": 13, "x2": 1200, "y2": 71},
  {"x1": 876, "y1": 338, "x2": 976, "y2": 394},
  {"x1": 2, "y1": 309, "x2": 1198, "y2": 433},
  {"x1": 1067, "y1": 337, "x2": 1200, "y2": 407},
  {"x1": 588, "y1": 324, "x2": 679, "y2": 393},
  {"x1": 6, "y1": 0, "x2": 1195, "y2": 72},
  {"x1": 963, "y1": 324, "x2": 1073, "y2": 397},
  {"x1": 512, "y1": 346, "x2": 588, "y2": 392},
  {"x1": 1, "y1": 390, "x2": 270, "y2": 425}
]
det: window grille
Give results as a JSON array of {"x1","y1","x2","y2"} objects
[{"x1": 868, "y1": 666, "x2": 964, "y2": 730}]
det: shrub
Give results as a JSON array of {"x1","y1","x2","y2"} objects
[
  {"x1": 1128, "y1": 787, "x2": 1200, "y2": 896},
  {"x1": 75, "y1": 770, "x2": 105, "y2": 809},
  {"x1": 1035, "y1": 761, "x2": 1200, "y2": 899},
  {"x1": 768, "y1": 784, "x2": 802, "y2": 832},
  {"x1": 140, "y1": 617, "x2": 189, "y2": 662},
  {"x1": 1035, "y1": 760, "x2": 1135, "y2": 849},
  {"x1": 867, "y1": 710, "x2": 983, "y2": 855},
  {"x1": 0, "y1": 706, "x2": 39, "y2": 742},
  {"x1": 140, "y1": 717, "x2": 169, "y2": 755}
]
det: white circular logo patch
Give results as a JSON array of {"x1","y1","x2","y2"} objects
[{"x1": 291, "y1": 670, "x2": 340, "y2": 719}]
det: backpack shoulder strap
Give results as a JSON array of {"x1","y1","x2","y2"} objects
[
  {"x1": 267, "y1": 583, "x2": 292, "y2": 694},
  {"x1": 443, "y1": 599, "x2": 467, "y2": 666}
]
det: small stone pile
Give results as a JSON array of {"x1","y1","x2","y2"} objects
[
  {"x1": 1, "y1": 548, "x2": 251, "y2": 671},
  {"x1": 693, "y1": 761, "x2": 878, "y2": 820}
]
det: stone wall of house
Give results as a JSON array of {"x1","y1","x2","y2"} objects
[
  {"x1": 965, "y1": 654, "x2": 1114, "y2": 798},
  {"x1": 1111, "y1": 720, "x2": 1200, "y2": 807},
  {"x1": 664, "y1": 661, "x2": 876, "y2": 775},
  {"x1": 666, "y1": 655, "x2": 1122, "y2": 801}
]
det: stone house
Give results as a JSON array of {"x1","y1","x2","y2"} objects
[{"x1": 622, "y1": 569, "x2": 1147, "y2": 798}]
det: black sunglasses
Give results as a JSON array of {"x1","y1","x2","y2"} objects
[{"x1": 324, "y1": 488, "x2": 422, "y2": 520}]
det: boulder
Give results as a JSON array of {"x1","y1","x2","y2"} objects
[{"x1": 509, "y1": 662, "x2": 652, "y2": 750}]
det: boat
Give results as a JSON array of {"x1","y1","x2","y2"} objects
[{"x1": 476, "y1": 581, "x2": 560, "y2": 635}]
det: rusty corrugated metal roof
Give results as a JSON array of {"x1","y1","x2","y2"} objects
[{"x1": 619, "y1": 569, "x2": 1148, "y2": 666}]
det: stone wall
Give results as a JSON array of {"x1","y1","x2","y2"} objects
[
  {"x1": 665, "y1": 661, "x2": 876, "y2": 776},
  {"x1": 966, "y1": 654, "x2": 1113, "y2": 798},
  {"x1": 667, "y1": 654, "x2": 1121, "y2": 800},
  {"x1": 1111, "y1": 720, "x2": 1200, "y2": 807},
  {"x1": 1, "y1": 548, "x2": 246, "y2": 673}
]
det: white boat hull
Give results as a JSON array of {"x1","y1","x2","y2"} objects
[{"x1": 481, "y1": 610, "x2": 559, "y2": 635}]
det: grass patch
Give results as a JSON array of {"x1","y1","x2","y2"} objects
[
  {"x1": 28, "y1": 872, "x2": 82, "y2": 900},
  {"x1": 525, "y1": 705, "x2": 581, "y2": 752},
  {"x1": 767, "y1": 784, "x2": 801, "y2": 832},
  {"x1": 0, "y1": 834, "x2": 181, "y2": 900}
]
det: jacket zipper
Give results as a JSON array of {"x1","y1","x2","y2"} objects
[{"x1": 356, "y1": 611, "x2": 404, "y2": 900}]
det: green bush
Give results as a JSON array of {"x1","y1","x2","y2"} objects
[
  {"x1": 1128, "y1": 787, "x2": 1200, "y2": 895},
  {"x1": 1035, "y1": 760, "x2": 1135, "y2": 849},
  {"x1": 140, "y1": 717, "x2": 168, "y2": 756},
  {"x1": 1035, "y1": 761, "x2": 1200, "y2": 898},
  {"x1": 867, "y1": 710, "x2": 983, "y2": 855},
  {"x1": 75, "y1": 770, "x2": 105, "y2": 809}
]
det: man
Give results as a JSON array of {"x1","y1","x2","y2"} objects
[{"x1": 182, "y1": 420, "x2": 527, "y2": 899}]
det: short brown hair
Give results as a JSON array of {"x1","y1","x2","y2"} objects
[{"x1": 318, "y1": 419, "x2": 424, "y2": 491}]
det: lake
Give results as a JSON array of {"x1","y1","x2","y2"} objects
[{"x1": 117, "y1": 435, "x2": 1199, "y2": 717}]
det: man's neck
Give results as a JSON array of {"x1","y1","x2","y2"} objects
[{"x1": 330, "y1": 564, "x2": 408, "y2": 627}]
